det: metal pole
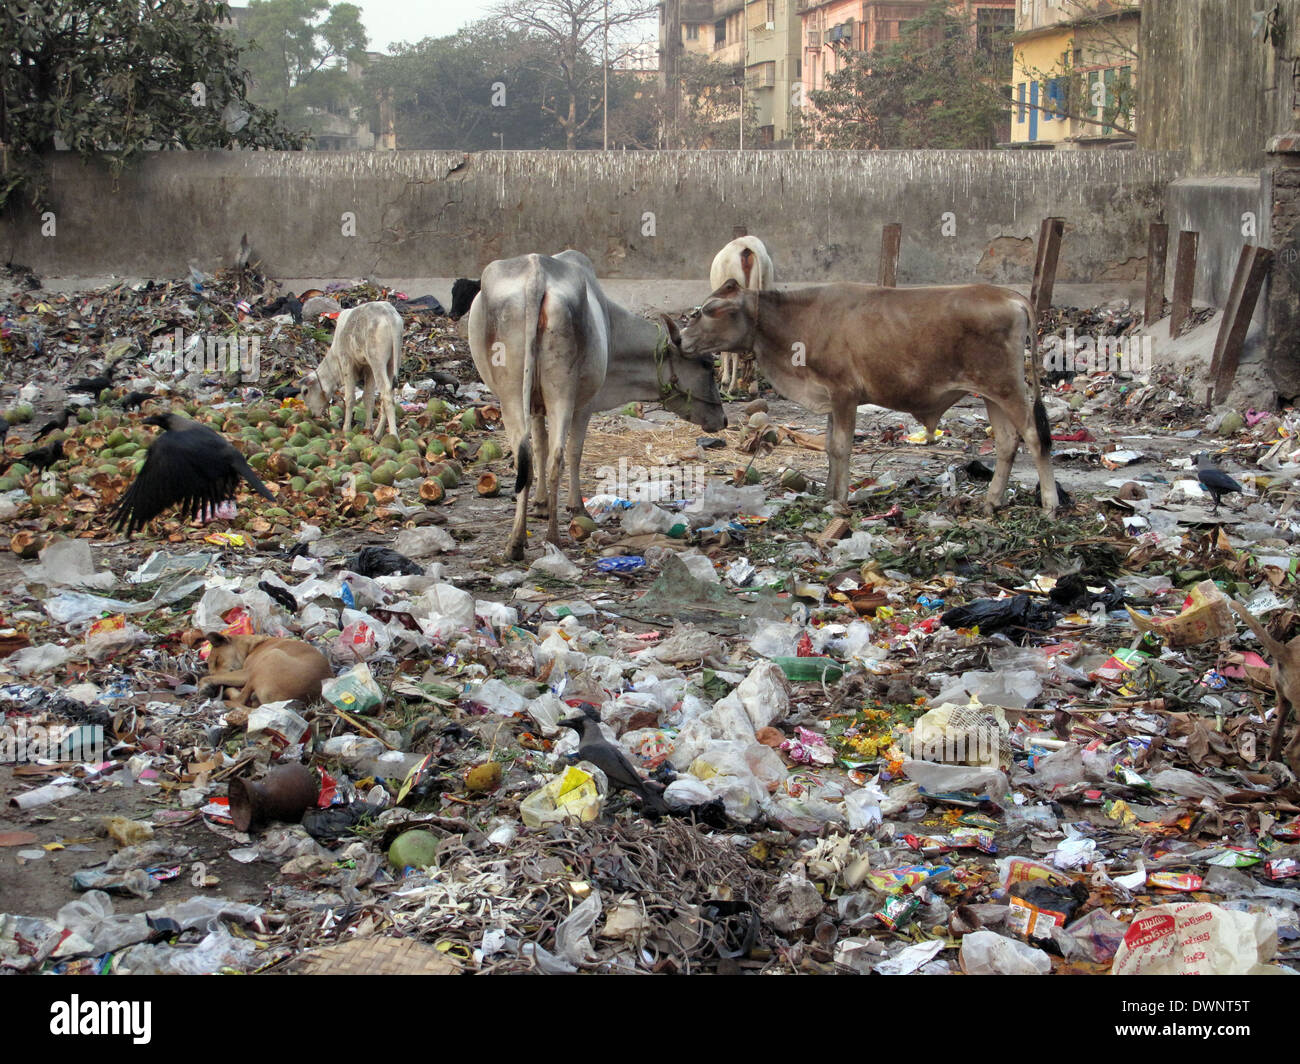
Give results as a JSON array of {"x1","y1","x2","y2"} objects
[{"x1": 603, "y1": 0, "x2": 609, "y2": 150}]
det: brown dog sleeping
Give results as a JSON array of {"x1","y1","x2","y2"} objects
[
  {"x1": 1231, "y1": 600, "x2": 1300, "y2": 767},
  {"x1": 200, "y1": 632, "x2": 333, "y2": 708}
]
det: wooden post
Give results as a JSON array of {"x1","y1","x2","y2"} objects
[
  {"x1": 878, "y1": 222, "x2": 901, "y2": 287},
  {"x1": 1169, "y1": 230, "x2": 1199, "y2": 338},
  {"x1": 1208, "y1": 244, "x2": 1273, "y2": 404},
  {"x1": 1143, "y1": 222, "x2": 1169, "y2": 324},
  {"x1": 1029, "y1": 217, "x2": 1065, "y2": 319}
]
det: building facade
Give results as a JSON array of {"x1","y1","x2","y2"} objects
[
  {"x1": 746, "y1": 0, "x2": 803, "y2": 143},
  {"x1": 1008, "y1": 0, "x2": 1139, "y2": 148}
]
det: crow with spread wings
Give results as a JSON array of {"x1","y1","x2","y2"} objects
[{"x1": 108, "y1": 413, "x2": 274, "y2": 536}]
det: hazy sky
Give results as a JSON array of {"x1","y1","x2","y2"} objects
[{"x1": 351, "y1": 0, "x2": 497, "y2": 52}]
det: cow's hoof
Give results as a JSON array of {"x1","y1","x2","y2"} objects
[
  {"x1": 824, "y1": 500, "x2": 850, "y2": 518},
  {"x1": 507, "y1": 543, "x2": 526, "y2": 562}
]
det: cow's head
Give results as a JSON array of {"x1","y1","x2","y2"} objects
[
  {"x1": 679, "y1": 279, "x2": 756, "y2": 356},
  {"x1": 300, "y1": 370, "x2": 328, "y2": 418},
  {"x1": 448, "y1": 278, "x2": 481, "y2": 321},
  {"x1": 655, "y1": 314, "x2": 726, "y2": 432}
]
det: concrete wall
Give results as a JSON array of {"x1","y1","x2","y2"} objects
[
  {"x1": 1, "y1": 149, "x2": 1181, "y2": 284},
  {"x1": 1166, "y1": 175, "x2": 1270, "y2": 320},
  {"x1": 1141, "y1": 0, "x2": 1299, "y2": 175}
]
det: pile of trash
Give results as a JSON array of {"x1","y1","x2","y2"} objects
[{"x1": 5, "y1": 267, "x2": 1300, "y2": 976}]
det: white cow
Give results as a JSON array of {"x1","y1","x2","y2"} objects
[
  {"x1": 468, "y1": 250, "x2": 726, "y2": 560},
  {"x1": 709, "y1": 236, "x2": 775, "y2": 393},
  {"x1": 302, "y1": 301, "x2": 403, "y2": 439}
]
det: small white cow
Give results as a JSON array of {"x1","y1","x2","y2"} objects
[
  {"x1": 709, "y1": 236, "x2": 774, "y2": 393},
  {"x1": 302, "y1": 301, "x2": 403, "y2": 439}
]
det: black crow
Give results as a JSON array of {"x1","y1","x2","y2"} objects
[
  {"x1": 0, "y1": 415, "x2": 9, "y2": 449},
  {"x1": 559, "y1": 705, "x2": 669, "y2": 815},
  {"x1": 258, "y1": 294, "x2": 303, "y2": 323},
  {"x1": 107, "y1": 413, "x2": 274, "y2": 536},
  {"x1": 448, "y1": 278, "x2": 481, "y2": 321},
  {"x1": 4, "y1": 439, "x2": 63, "y2": 473},
  {"x1": 120, "y1": 390, "x2": 155, "y2": 411},
  {"x1": 1033, "y1": 481, "x2": 1073, "y2": 509},
  {"x1": 69, "y1": 365, "x2": 115, "y2": 395},
  {"x1": 257, "y1": 580, "x2": 299, "y2": 614},
  {"x1": 1195, "y1": 452, "x2": 1244, "y2": 515},
  {"x1": 962, "y1": 459, "x2": 995, "y2": 483},
  {"x1": 271, "y1": 384, "x2": 301, "y2": 400},
  {"x1": 349, "y1": 546, "x2": 424, "y2": 578},
  {"x1": 33, "y1": 407, "x2": 76, "y2": 441}
]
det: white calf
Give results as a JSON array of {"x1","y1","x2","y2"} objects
[
  {"x1": 302, "y1": 301, "x2": 403, "y2": 439},
  {"x1": 709, "y1": 236, "x2": 775, "y2": 393}
]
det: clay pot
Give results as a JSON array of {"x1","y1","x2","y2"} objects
[{"x1": 228, "y1": 763, "x2": 319, "y2": 832}]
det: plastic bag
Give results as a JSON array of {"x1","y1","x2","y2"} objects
[
  {"x1": 829, "y1": 531, "x2": 884, "y2": 566},
  {"x1": 623, "y1": 501, "x2": 677, "y2": 535},
  {"x1": 1111, "y1": 902, "x2": 1288, "y2": 975},
  {"x1": 4, "y1": 643, "x2": 72, "y2": 676},
  {"x1": 529, "y1": 543, "x2": 582, "y2": 581},
  {"x1": 960, "y1": 930, "x2": 1052, "y2": 975},
  {"x1": 321, "y1": 664, "x2": 382, "y2": 715},
  {"x1": 55, "y1": 891, "x2": 151, "y2": 955},
  {"x1": 34, "y1": 538, "x2": 115, "y2": 590},
  {"x1": 393, "y1": 525, "x2": 455, "y2": 558},
  {"x1": 1064, "y1": 907, "x2": 1128, "y2": 964},
  {"x1": 1125, "y1": 579, "x2": 1234, "y2": 648},
  {"x1": 901, "y1": 759, "x2": 1010, "y2": 803},
  {"x1": 930, "y1": 669, "x2": 1042, "y2": 709},
  {"x1": 464, "y1": 678, "x2": 528, "y2": 716},
  {"x1": 940, "y1": 595, "x2": 1059, "y2": 644},
  {"x1": 684, "y1": 483, "x2": 767, "y2": 519},
  {"x1": 716, "y1": 661, "x2": 790, "y2": 732},
  {"x1": 554, "y1": 890, "x2": 602, "y2": 967},
  {"x1": 663, "y1": 777, "x2": 713, "y2": 810},
  {"x1": 519, "y1": 766, "x2": 602, "y2": 827},
  {"x1": 414, "y1": 583, "x2": 475, "y2": 638},
  {"x1": 1031, "y1": 743, "x2": 1087, "y2": 790}
]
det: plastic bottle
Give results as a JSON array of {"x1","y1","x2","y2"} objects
[{"x1": 771, "y1": 656, "x2": 845, "y2": 683}]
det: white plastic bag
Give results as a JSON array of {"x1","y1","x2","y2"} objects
[
  {"x1": 1111, "y1": 902, "x2": 1289, "y2": 975},
  {"x1": 960, "y1": 930, "x2": 1052, "y2": 975},
  {"x1": 529, "y1": 543, "x2": 582, "y2": 581}
]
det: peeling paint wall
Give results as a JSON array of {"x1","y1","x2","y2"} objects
[
  {"x1": 1140, "y1": 0, "x2": 1299, "y2": 175},
  {"x1": 1, "y1": 150, "x2": 1181, "y2": 283}
]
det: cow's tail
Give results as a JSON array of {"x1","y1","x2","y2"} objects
[
  {"x1": 1021, "y1": 295, "x2": 1051, "y2": 459},
  {"x1": 515, "y1": 270, "x2": 544, "y2": 496}
]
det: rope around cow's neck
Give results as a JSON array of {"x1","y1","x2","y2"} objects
[{"x1": 654, "y1": 325, "x2": 694, "y2": 412}]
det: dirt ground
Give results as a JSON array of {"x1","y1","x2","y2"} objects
[{"x1": 3, "y1": 268, "x2": 1297, "y2": 976}]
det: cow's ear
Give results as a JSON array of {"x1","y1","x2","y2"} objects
[
  {"x1": 658, "y1": 313, "x2": 682, "y2": 346},
  {"x1": 712, "y1": 278, "x2": 743, "y2": 298}
]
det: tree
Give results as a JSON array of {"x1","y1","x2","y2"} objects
[
  {"x1": 1, "y1": 0, "x2": 302, "y2": 209},
  {"x1": 486, "y1": 0, "x2": 656, "y2": 150},
  {"x1": 366, "y1": 23, "x2": 565, "y2": 149},
  {"x1": 809, "y1": 1, "x2": 1012, "y2": 149},
  {"x1": 234, "y1": 0, "x2": 368, "y2": 133},
  {"x1": 673, "y1": 53, "x2": 759, "y2": 149}
]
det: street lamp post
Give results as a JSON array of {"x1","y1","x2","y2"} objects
[{"x1": 603, "y1": 0, "x2": 609, "y2": 150}]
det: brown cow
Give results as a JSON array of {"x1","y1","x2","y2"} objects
[{"x1": 679, "y1": 280, "x2": 1058, "y2": 511}]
